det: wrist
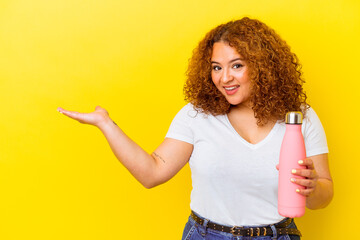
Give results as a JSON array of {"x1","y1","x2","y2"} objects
[{"x1": 96, "y1": 116, "x2": 116, "y2": 131}]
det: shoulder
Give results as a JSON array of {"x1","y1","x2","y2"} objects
[
  {"x1": 301, "y1": 106, "x2": 328, "y2": 156},
  {"x1": 301, "y1": 106, "x2": 326, "y2": 137},
  {"x1": 166, "y1": 103, "x2": 200, "y2": 144},
  {"x1": 170, "y1": 103, "x2": 220, "y2": 129},
  {"x1": 182, "y1": 103, "x2": 196, "y2": 113},
  {"x1": 304, "y1": 106, "x2": 316, "y2": 116},
  {"x1": 175, "y1": 103, "x2": 206, "y2": 119},
  {"x1": 303, "y1": 106, "x2": 322, "y2": 124}
]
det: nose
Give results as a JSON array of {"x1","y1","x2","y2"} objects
[{"x1": 221, "y1": 68, "x2": 233, "y2": 83}]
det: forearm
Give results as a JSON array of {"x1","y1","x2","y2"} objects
[
  {"x1": 306, "y1": 178, "x2": 333, "y2": 209},
  {"x1": 97, "y1": 118, "x2": 158, "y2": 188}
]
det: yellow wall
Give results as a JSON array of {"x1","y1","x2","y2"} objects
[{"x1": 0, "y1": 0, "x2": 358, "y2": 239}]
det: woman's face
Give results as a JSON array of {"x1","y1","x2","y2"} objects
[{"x1": 211, "y1": 41, "x2": 252, "y2": 107}]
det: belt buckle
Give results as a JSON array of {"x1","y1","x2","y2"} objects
[
  {"x1": 231, "y1": 226, "x2": 262, "y2": 237},
  {"x1": 230, "y1": 226, "x2": 242, "y2": 236},
  {"x1": 251, "y1": 227, "x2": 261, "y2": 237}
]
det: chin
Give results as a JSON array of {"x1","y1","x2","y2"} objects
[
  {"x1": 226, "y1": 97, "x2": 250, "y2": 107},
  {"x1": 225, "y1": 98, "x2": 242, "y2": 106}
]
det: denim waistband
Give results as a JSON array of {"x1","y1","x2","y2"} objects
[
  {"x1": 188, "y1": 211, "x2": 300, "y2": 240},
  {"x1": 191, "y1": 210, "x2": 291, "y2": 228}
]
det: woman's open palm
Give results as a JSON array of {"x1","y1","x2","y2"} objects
[{"x1": 57, "y1": 106, "x2": 110, "y2": 127}]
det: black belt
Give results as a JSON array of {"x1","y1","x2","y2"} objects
[{"x1": 191, "y1": 211, "x2": 301, "y2": 237}]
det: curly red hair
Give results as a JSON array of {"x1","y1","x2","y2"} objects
[{"x1": 184, "y1": 17, "x2": 308, "y2": 125}]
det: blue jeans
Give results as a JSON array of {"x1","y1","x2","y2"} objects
[{"x1": 181, "y1": 212, "x2": 301, "y2": 240}]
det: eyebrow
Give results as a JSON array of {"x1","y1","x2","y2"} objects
[{"x1": 211, "y1": 58, "x2": 243, "y2": 64}]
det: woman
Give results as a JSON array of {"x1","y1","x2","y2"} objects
[{"x1": 57, "y1": 17, "x2": 333, "y2": 240}]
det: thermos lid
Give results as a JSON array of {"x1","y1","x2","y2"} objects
[{"x1": 285, "y1": 111, "x2": 303, "y2": 124}]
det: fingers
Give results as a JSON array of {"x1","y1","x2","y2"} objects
[
  {"x1": 57, "y1": 106, "x2": 110, "y2": 127},
  {"x1": 57, "y1": 107, "x2": 86, "y2": 122},
  {"x1": 291, "y1": 178, "x2": 316, "y2": 188},
  {"x1": 57, "y1": 107, "x2": 65, "y2": 113},
  {"x1": 292, "y1": 158, "x2": 317, "y2": 178},
  {"x1": 291, "y1": 158, "x2": 318, "y2": 197},
  {"x1": 291, "y1": 177, "x2": 317, "y2": 197},
  {"x1": 292, "y1": 168, "x2": 317, "y2": 179},
  {"x1": 294, "y1": 187, "x2": 315, "y2": 197},
  {"x1": 298, "y1": 158, "x2": 315, "y2": 169}
]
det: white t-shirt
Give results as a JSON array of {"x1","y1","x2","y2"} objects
[{"x1": 165, "y1": 103, "x2": 328, "y2": 226}]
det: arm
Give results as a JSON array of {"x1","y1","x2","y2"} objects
[
  {"x1": 57, "y1": 106, "x2": 193, "y2": 189},
  {"x1": 291, "y1": 153, "x2": 333, "y2": 209}
]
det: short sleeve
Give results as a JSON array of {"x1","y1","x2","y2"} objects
[
  {"x1": 165, "y1": 103, "x2": 195, "y2": 144},
  {"x1": 302, "y1": 107, "x2": 329, "y2": 157}
]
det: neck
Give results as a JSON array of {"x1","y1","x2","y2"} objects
[{"x1": 231, "y1": 101, "x2": 253, "y2": 113}]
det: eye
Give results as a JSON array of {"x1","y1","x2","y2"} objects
[
  {"x1": 212, "y1": 65, "x2": 222, "y2": 71},
  {"x1": 233, "y1": 63, "x2": 243, "y2": 69}
]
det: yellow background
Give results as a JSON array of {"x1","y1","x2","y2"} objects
[{"x1": 0, "y1": 0, "x2": 359, "y2": 239}]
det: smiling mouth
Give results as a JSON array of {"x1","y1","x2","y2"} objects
[{"x1": 224, "y1": 85, "x2": 240, "y2": 91}]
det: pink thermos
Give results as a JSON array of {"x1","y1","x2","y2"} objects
[{"x1": 278, "y1": 112, "x2": 306, "y2": 218}]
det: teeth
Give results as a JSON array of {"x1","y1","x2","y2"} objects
[{"x1": 224, "y1": 86, "x2": 239, "y2": 90}]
